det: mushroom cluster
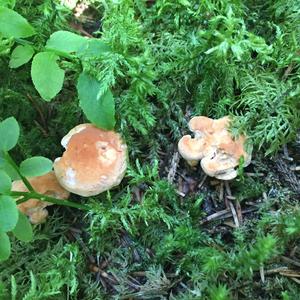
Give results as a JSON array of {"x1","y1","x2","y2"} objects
[
  {"x1": 12, "y1": 172, "x2": 70, "y2": 224},
  {"x1": 178, "y1": 116, "x2": 251, "y2": 180},
  {"x1": 54, "y1": 124, "x2": 127, "y2": 197}
]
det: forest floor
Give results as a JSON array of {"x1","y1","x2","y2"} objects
[{"x1": 0, "y1": 1, "x2": 300, "y2": 299}]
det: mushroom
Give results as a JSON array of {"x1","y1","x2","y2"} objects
[
  {"x1": 178, "y1": 116, "x2": 218, "y2": 166},
  {"x1": 178, "y1": 135, "x2": 210, "y2": 166},
  {"x1": 201, "y1": 136, "x2": 251, "y2": 180},
  {"x1": 54, "y1": 124, "x2": 127, "y2": 197},
  {"x1": 178, "y1": 116, "x2": 251, "y2": 180},
  {"x1": 12, "y1": 172, "x2": 70, "y2": 224}
]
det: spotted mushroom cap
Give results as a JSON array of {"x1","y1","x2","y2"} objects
[
  {"x1": 12, "y1": 171, "x2": 70, "y2": 224},
  {"x1": 54, "y1": 124, "x2": 127, "y2": 197}
]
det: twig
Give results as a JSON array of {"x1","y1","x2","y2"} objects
[
  {"x1": 225, "y1": 181, "x2": 242, "y2": 225},
  {"x1": 245, "y1": 172, "x2": 265, "y2": 177},
  {"x1": 291, "y1": 278, "x2": 300, "y2": 284},
  {"x1": 219, "y1": 182, "x2": 224, "y2": 202},
  {"x1": 290, "y1": 166, "x2": 300, "y2": 171},
  {"x1": 167, "y1": 152, "x2": 179, "y2": 183},
  {"x1": 200, "y1": 209, "x2": 230, "y2": 224},
  {"x1": 200, "y1": 207, "x2": 258, "y2": 224},
  {"x1": 265, "y1": 267, "x2": 289, "y2": 275},
  {"x1": 260, "y1": 266, "x2": 265, "y2": 283},
  {"x1": 279, "y1": 271, "x2": 300, "y2": 278},
  {"x1": 228, "y1": 201, "x2": 239, "y2": 227},
  {"x1": 283, "y1": 145, "x2": 293, "y2": 161},
  {"x1": 281, "y1": 256, "x2": 300, "y2": 268},
  {"x1": 198, "y1": 175, "x2": 207, "y2": 189},
  {"x1": 235, "y1": 200, "x2": 243, "y2": 224},
  {"x1": 290, "y1": 246, "x2": 298, "y2": 257}
]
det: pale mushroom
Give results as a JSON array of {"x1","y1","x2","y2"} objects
[
  {"x1": 178, "y1": 135, "x2": 210, "y2": 166},
  {"x1": 178, "y1": 115, "x2": 251, "y2": 180},
  {"x1": 200, "y1": 136, "x2": 251, "y2": 180},
  {"x1": 189, "y1": 116, "x2": 214, "y2": 137},
  {"x1": 178, "y1": 116, "x2": 215, "y2": 166},
  {"x1": 12, "y1": 171, "x2": 70, "y2": 224},
  {"x1": 54, "y1": 124, "x2": 127, "y2": 197}
]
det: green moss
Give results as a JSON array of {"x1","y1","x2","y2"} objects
[{"x1": 0, "y1": 0, "x2": 300, "y2": 299}]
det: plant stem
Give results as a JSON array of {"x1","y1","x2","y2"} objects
[
  {"x1": 14, "y1": 38, "x2": 34, "y2": 45},
  {"x1": 11, "y1": 191, "x2": 90, "y2": 211},
  {"x1": 4, "y1": 152, "x2": 35, "y2": 192}
]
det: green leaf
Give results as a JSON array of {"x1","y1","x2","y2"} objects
[
  {"x1": 31, "y1": 52, "x2": 65, "y2": 101},
  {"x1": 12, "y1": 211, "x2": 33, "y2": 242},
  {"x1": 0, "y1": 117, "x2": 20, "y2": 151},
  {"x1": 20, "y1": 156, "x2": 53, "y2": 177},
  {"x1": 0, "y1": 155, "x2": 20, "y2": 180},
  {"x1": 0, "y1": 170, "x2": 11, "y2": 194},
  {"x1": 0, "y1": 195, "x2": 18, "y2": 232},
  {"x1": 0, "y1": 232, "x2": 11, "y2": 261},
  {"x1": 9, "y1": 44, "x2": 34, "y2": 68},
  {"x1": 77, "y1": 39, "x2": 111, "y2": 58},
  {"x1": 77, "y1": 72, "x2": 115, "y2": 130},
  {"x1": 46, "y1": 30, "x2": 88, "y2": 53},
  {"x1": 0, "y1": 6, "x2": 35, "y2": 38}
]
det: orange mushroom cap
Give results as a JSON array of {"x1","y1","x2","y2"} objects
[
  {"x1": 54, "y1": 124, "x2": 127, "y2": 197},
  {"x1": 12, "y1": 171, "x2": 70, "y2": 224}
]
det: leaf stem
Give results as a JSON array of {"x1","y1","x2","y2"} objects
[
  {"x1": 11, "y1": 191, "x2": 90, "y2": 211},
  {"x1": 4, "y1": 152, "x2": 35, "y2": 192},
  {"x1": 14, "y1": 38, "x2": 34, "y2": 46}
]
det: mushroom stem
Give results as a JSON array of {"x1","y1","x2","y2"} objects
[
  {"x1": 10, "y1": 191, "x2": 90, "y2": 211},
  {"x1": 4, "y1": 152, "x2": 35, "y2": 192}
]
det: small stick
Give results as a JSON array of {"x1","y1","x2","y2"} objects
[
  {"x1": 290, "y1": 246, "x2": 298, "y2": 257},
  {"x1": 265, "y1": 267, "x2": 288, "y2": 275},
  {"x1": 176, "y1": 190, "x2": 185, "y2": 197},
  {"x1": 225, "y1": 181, "x2": 242, "y2": 225},
  {"x1": 260, "y1": 266, "x2": 265, "y2": 283},
  {"x1": 225, "y1": 181, "x2": 232, "y2": 196},
  {"x1": 290, "y1": 166, "x2": 300, "y2": 171},
  {"x1": 167, "y1": 152, "x2": 179, "y2": 183},
  {"x1": 281, "y1": 256, "x2": 300, "y2": 268},
  {"x1": 198, "y1": 175, "x2": 207, "y2": 189},
  {"x1": 291, "y1": 278, "x2": 300, "y2": 284},
  {"x1": 228, "y1": 201, "x2": 239, "y2": 227},
  {"x1": 235, "y1": 200, "x2": 243, "y2": 224},
  {"x1": 283, "y1": 145, "x2": 293, "y2": 161},
  {"x1": 219, "y1": 182, "x2": 224, "y2": 202},
  {"x1": 200, "y1": 209, "x2": 230, "y2": 223},
  {"x1": 245, "y1": 172, "x2": 265, "y2": 177},
  {"x1": 200, "y1": 207, "x2": 257, "y2": 224},
  {"x1": 279, "y1": 272, "x2": 300, "y2": 278}
]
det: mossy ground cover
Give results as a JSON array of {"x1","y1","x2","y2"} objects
[{"x1": 0, "y1": 0, "x2": 300, "y2": 299}]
